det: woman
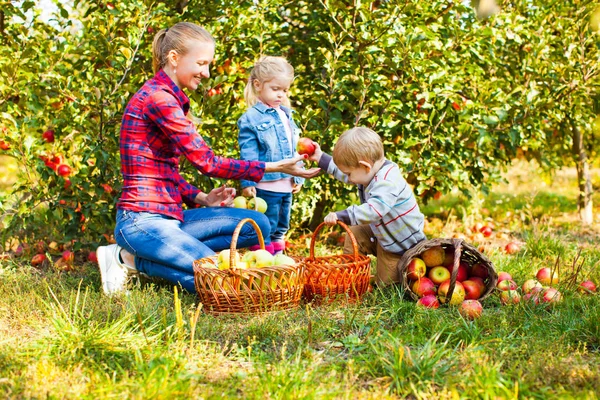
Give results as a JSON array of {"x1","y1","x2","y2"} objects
[{"x1": 96, "y1": 22, "x2": 319, "y2": 295}]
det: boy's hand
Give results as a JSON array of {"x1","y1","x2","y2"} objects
[
  {"x1": 242, "y1": 186, "x2": 256, "y2": 198},
  {"x1": 292, "y1": 183, "x2": 302, "y2": 194},
  {"x1": 324, "y1": 212, "x2": 338, "y2": 225},
  {"x1": 308, "y1": 142, "x2": 323, "y2": 163}
]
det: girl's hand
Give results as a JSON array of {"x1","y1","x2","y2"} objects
[
  {"x1": 292, "y1": 183, "x2": 302, "y2": 194},
  {"x1": 242, "y1": 186, "x2": 256, "y2": 198},
  {"x1": 324, "y1": 212, "x2": 338, "y2": 225},
  {"x1": 197, "y1": 185, "x2": 236, "y2": 207},
  {"x1": 266, "y1": 155, "x2": 321, "y2": 178}
]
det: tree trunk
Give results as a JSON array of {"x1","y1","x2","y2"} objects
[
  {"x1": 308, "y1": 192, "x2": 328, "y2": 232},
  {"x1": 571, "y1": 119, "x2": 594, "y2": 225}
]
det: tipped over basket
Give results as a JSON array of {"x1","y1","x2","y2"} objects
[
  {"x1": 301, "y1": 221, "x2": 372, "y2": 303},
  {"x1": 397, "y1": 238, "x2": 498, "y2": 303},
  {"x1": 193, "y1": 218, "x2": 305, "y2": 315}
]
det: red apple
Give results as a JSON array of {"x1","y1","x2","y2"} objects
[
  {"x1": 87, "y1": 251, "x2": 98, "y2": 263},
  {"x1": 57, "y1": 164, "x2": 72, "y2": 177},
  {"x1": 42, "y1": 130, "x2": 55, "y2": 143},
  {"x1": 62, "y1": 250, "x2": 75, "y2": 264},
  {"x1": 523, "y1": 293, "x2": 540, "y2": 305},
  {"x1": 504, "y1": 242, "x2": 520, "y2": 254},
  {"x1": 499, "y1": 290, "x2": 521, "y2": 305},
  {"x1": 497, "y1": 279, "x2": 517, "y2": 291},
  {"x1": 296, "y1": 137, "x2": 316, "y2": 156},
  {"x1": 449, "y1": 261, "x2": 469, "y2": 282},
  {"x1": 578, "y1": 280, "x2": 597, "y2": 294},
  {"x1": 469, "y1": 263, "x2": 489, "y2": 280},
  {"x1": 428, "y1": 266, "x2": 451, "y2": 285},
  {"x1": 31, "y1": 253, "x2": 47, "y2": 267},
  {"x1": 522, "y1": 279, "x2": 543, "y2": 294},
  {"x1": 406, "y1": 257, "x2": 427, "y2": 281},
  {"x1": 421, "y1": 246, "x2": 446, "y2": 267},
  {"x1": 541, "y1": 287, "x2": 562, "y2": 304},
  {"x1": 0, "y1": 140, "x2": 10, "y2": 150},
  {"x1": 536, "y1": 267, "x2": 559, "y2": 286},
  {"x1": 497, "y1": 271, "x2": 512, "y2": 282},
  {"x1": 459, "y1": 300, "x2": 483, "y2": 320},
  {"x1": 462, "y1": 279, "x2": 484, "y2": 300},
  {"x1": 438, "y1": 280, "x2": 465, "y2": 305},
  {"x1": 480, "y1": 226, "x2": 493, "y2": 237},
  {"x1": 411, "y1": 277, "x2": 437, "y2": 298},
  {"x1": 416, "y1": 294, "x2": 440, "y2": 309}
]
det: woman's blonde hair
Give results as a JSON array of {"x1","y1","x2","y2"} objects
[
  {"x1": 332, "y1": 127, "x2": 384, "y2": 167},
  {"x1": 244, "y1": 56, "x2": 294, "y2": 107},
  {"x1": 152, "y1": 22, "x2": 214, "y2": 73}
]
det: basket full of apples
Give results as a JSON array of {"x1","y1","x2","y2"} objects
[
  {"x1": 300, "y1": 221, "x2": 372, "y2": 304},
  {"x1": 397, "y1": 238, "x2": 498, "y2": 306},
  {"x1": 193, "y1": 218, "x2": 305, "y2": 315}
]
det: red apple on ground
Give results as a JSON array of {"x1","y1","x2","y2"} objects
[
  {"x1": 504, "y1": 242, "x2": 520, "y2": 254},
  {"x1": 497, "y1": 279, "x2": 518, "y2": 291},
  {"x1": 416, "y1": 294, "x2": 440, "y2": 309},
  {"x1": 497, "y1": 271, "x2": 512, "y2": 282},
  {"x1": 62, "y1": 250, "x2": 75, "y2": 264},
  {"x1": 87, "y1": 251, "x2": 98, "y2": 263},
  {"x1": 462, "y1": 279, "x2": 484, "y2": 300},
  {"x1": 406, "y1": 257, "x2": 427, "y2": 281},
  {"x1": 31, "y1": 253, "x2": 47, "y2": 266},
  {"x1": 296, "y1": 137, "x2": 316, "y2": 156},
  {"x1": 411, "y1": 277, "x2": 437, "y2": 298},
  {"x1": 459, "y1": 300, "x2": 483, "y2": 320},
  {"x1": 42, "y1": 130, "x2": 55, "y2": 143},
  {"x1": 480, "y1": 226, "x2": 493, "y2": 238},
  {"x1": 522, "y1": 279, "x2": 543, "y2": 294},
  {"x1": 438, "y1": 280, "x2": 465, "y2": 305},
  {"x1": 536, "y1": 267, "x2": 559, "y2": 286},
  {"x1": 469, "y1": 263, "x2": 489, "y2": 280},
  {"x1": 421, "y1": 246, "x2": 446, "y2": 267},
  {"x1": 578, "y1": 280, "x2": 597, "y2": 294},
  {"x1": 541, "y1": 287, "x2": 562, "y2": 304},
  {"x1": 523, "y1": 293, "x2": 540, "y2": 304},
  {"x1": 57, "y1": 164, "x2": 72, "y2": 177},
  {"x1": 499, "y1": 290, "x2": 521, "y2": 305},
  {"x1": 428, "y1": 266, "x2": 451, "y2": 285}
]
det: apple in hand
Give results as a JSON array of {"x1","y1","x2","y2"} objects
[
  {"x1": 438, "y1": 280, "x2": 465, "y2": 305},
  {"x1": 406, "y1": 257, "x2": 427, "y2": 281},
  {"x1": 578, "y1": 280, "x2": 597, "y2": 294},
  {"x1": 232, "y1": 196, "x2": 247, "y2": 209},
  {"x1": 421, "y1": 246, "x2": 446, "y2": 267},
  {"x1": 462, "y1": 279, "x2": 484, "y2": 300},
  {"x1": 411, "y1": 277, "x2": 437, "y2": 298},
  {"x1": 416, "y1": 294, "x2": 440, "y2": 309},
  {"x1": 459, "y1": 300, "x2": 483, "y2": 320},
  {"x1": 428, "y1": 266, "x2": 451, "y2": 285},
  {"x1": 296, "y1": 137, "x2": 316, "y2": 156},
  {"x1": 536, "y1": 267, "x2": 559, "y2": 285}
]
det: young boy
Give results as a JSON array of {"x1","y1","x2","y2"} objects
[{"x1": 309, "y1": 127, "x2": 426, "y2": 286}]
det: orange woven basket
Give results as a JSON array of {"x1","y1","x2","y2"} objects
[
  {"x1": 300, "y1": 221, "x2": 372, "y2": 303},
  {"x1": 193, "y1": 218, "x2": 305, "y2": 315}
]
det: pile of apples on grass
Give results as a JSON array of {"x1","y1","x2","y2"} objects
[{"x1": 408, "y1": 245, "x2": 490, "y2": 320}]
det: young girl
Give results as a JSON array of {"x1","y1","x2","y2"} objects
[
  {"x1": 95, "y1": 24, "x2": 319, "y2": 295},
  {"x1": 237, "y1": 56, "x2": 304, "y2": 255}
]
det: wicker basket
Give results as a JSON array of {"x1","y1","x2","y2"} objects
[
  {"x1": 193, "y1": 218, "x2": 305, "y2": 315},
  {"x1": 300, "y1": 221, "x2": 372, "y2": 303},
  {"x1": 397, "y1": 238, "x2": 498, "y2": 302}
]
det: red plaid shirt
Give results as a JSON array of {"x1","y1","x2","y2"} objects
[{"x1": 117, "y1": 70, "x2": 265, "y2": 221}]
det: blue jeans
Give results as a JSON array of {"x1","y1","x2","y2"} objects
[
  {"x1": 256, "y1": 188, "x2": 292, "y2": 243},
  {"x1": 114, "y1": 207, "x2": 271, "y2": 293}
]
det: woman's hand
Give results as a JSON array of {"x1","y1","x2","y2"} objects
[
  {"x1": 324, "y1": 212, "x2": 338, "y2": 225},
  {"x1": 266, "y1": 155, "x2": 321, "y2": 178},
  {"x1": 195, "y1": 185, "x2": 236, "y2": 207}
]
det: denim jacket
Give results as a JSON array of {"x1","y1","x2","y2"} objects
[{"x1": 237, "y1": 102, "x2": 305, "y2": 188}]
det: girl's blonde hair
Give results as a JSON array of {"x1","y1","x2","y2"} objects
[
  {"x1": 244, "y1": 56, "x2": 294, "y2": 107},
  {"x1": 152, "y1": 22, "x2": 214, "y2": 73},
  {"x1": 332, "y1": 127, "x2": 384, "y2": 167}
]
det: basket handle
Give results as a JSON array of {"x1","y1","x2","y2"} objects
[
  {"x1": 446, "y1": 238, "x2": 464, "y2": 300},
  {"x1": 229, "y1": 218, "x2": 266, "y2": 267},
  {"x1": 309, "y1": 221, "x2": 359, "y2": 260}
]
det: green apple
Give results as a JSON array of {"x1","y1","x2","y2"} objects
[
  {"x1": 248, "y1": 197, "x2": 268, "y2": 213},
  {"x1": 243, "y1": 249, "x2": 274, "y2": 268},
  {"x1": 217, "y1": 249, "x2": 240, "y2": 270},
  {"x1": 233, "y1": 196, "x2": 247, "y2": 209},
  {"x1": 273, "y1": 254, "x2": 296, "y2": 267}
]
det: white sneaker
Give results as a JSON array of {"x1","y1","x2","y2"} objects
[{"x1": 96, "y1": 244, "x2": 136, "y2": 295}]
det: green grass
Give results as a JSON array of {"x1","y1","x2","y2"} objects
[{"x1": 1, "y1": 161, "x2": 600, "y2": 399}]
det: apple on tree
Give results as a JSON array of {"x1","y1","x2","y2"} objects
[{"x1": 42, "y1": 130, "x2": 55, "y2": 143}]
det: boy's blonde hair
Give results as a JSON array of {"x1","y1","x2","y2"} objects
[
  {"x1": 152, "y1": 22, "x2": 214, "y2": 73},
  {"x1": 332, "y1": 127, "x2": 384, "y2": 167},
  {"x1": 244, "y1": 56, "x2": 294, "y2": 107}
]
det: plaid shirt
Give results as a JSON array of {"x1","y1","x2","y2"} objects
[{"x1": 117, "y1": 70, "x2": 265, "y2": 221}]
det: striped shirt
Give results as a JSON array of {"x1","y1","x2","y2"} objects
[
  {"x1": 117, "y1": 69, "x2": 265, "y2": 221},
  {"x1": 319, "y1": 154, "x2": 426, "y2": 254}
]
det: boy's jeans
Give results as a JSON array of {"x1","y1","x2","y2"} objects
[
  {"x1": 114, "y1": 207, "x2": 271, "y2": 293},
  {"x1": 256, "y1": 188, "x2": 292, "y2": 244}
]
